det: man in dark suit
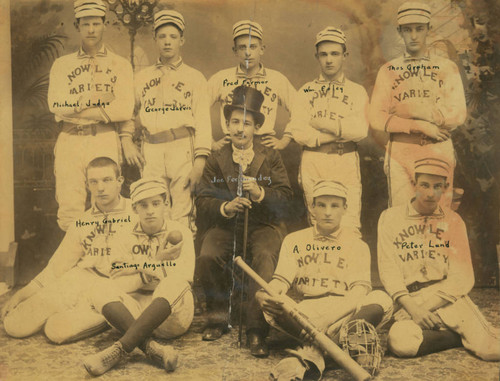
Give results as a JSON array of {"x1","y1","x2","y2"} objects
[{"x1": 196, "y1": 86, "x2": 292, "y2": 357}]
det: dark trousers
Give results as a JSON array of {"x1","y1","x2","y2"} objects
[{"x1": 198, "y1": 224, "x2": 281, "y2": 335}]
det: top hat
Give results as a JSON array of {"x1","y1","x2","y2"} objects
[{"x1": 223, "y1": 86, "x2": 265, "y2": 126}]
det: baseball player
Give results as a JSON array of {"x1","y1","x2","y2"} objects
[
  {"x1": 2, "y1": 157, "x2": 137, "y2": 344},
  {"x1": 83, "y1": 177, "x2": 195, "y2": 376},
  {"x1": 196, "y1": 86, "x2": 292, "y2": 357},
  {"x1": 48, "y1": 0, "x2": 134, "y2": 231},
  {"x1": 257, "y1": 180, "x2": 393, "y2": 380},
  {"x1": 291, "y1": 27, "x2": 369, "y2": 232},
  {"x1": 378, "y1": 158, "x2": 500, "y2": 361},
  {"x1": 369, "y1": 1, "x2": 466, "y2": 207},
  {"x1": 120, "y1": 10, "x2": 211, "y2": 234},
  {"x1": 208, "y1": 20, "x2": 297, "y2": 151}
]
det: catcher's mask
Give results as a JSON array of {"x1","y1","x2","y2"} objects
[{"x1": 339, "y1": 319, "x2": 382, "y2": 376}]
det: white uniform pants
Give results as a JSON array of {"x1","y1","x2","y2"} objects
[
  {"x1": 300, "y1": 150, "x2": 362, "y2": 231},
  {"x1": 264, "y1": 290, "x2": 393, "y2": 378},
  {"x1": 142, "y1": 134, "x2": 196, "y2": 234},
  {"x1": 54, "y1": 130, "x2": 120, "y2": 231},
  {"x1": 3, "y1": 267, "x2": 115, "y2": 343},
  {"x1": 92, "y1": 275, "x2": 194, "y2": 339},
  {"x1": 387, "y1": 287, "x2": 500, "y2": 361}
]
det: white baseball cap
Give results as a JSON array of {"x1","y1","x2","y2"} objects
[
  {"x1": 154, "y1": 10, "x2": 185, "y2": 32},
  {"x1": 414, "y1": 158, "x2": 450, "y2": 179},
  {"x1": 232, "y1": 20, "x2": 263, "y2": 40},
  {"x1": 74, "y1": 0, "x2": 107, "y2": 19},
  {"x1": 397, "y1": 2, "x2": 431, "y2": 25},
  {"x1": 312, "y1": 180, "x2": 348, "y2": 200},
  {"x1": 315, "y1": 27, "x2": 346, "y2": 46},
  {"x1": 130, "y1": 177, "x2": 168, "y2": 204}
]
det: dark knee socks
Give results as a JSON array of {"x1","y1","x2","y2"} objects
[
  {"x1": 416, "y1": 329, "x2": 463, "y2": 356},
  {"x1": 102, "y1": 301, "x2": 136, "y2": 334},
  {"x1": 349, "y1": 304, "x2": 385, "y2": 329},
  {"x1": 118, "y1": 297, "x2": 172, "y2": 353}
]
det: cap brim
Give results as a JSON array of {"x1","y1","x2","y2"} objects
[
  {"x1": 312, "y1": 191, "x2": 347, "y2": 199},
  {"x1": 233, "y1": 31, "x2": 262, "y2": 40},
  {"x1": 398, "y1": 15, "x2": 430, "y2": 25},
  {"x1": 154, "y1": 21, "x2": 184, "y2": 32},
  {"x1": 75, "y1": 10, "x2": 106, "y2": 18},
  {"x1": 223, "y1": 105, "x2": 265, "y2": 127},
  {"x1": 315, "y1": 37, "x2": 345, "y2": 46},
  {"x1": 132, "y1": 188, "x2": 166, "y2": 204}
]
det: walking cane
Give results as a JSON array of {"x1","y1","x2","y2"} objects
[
  {"x1": 237, "y1": 190, "x2": 250, "y2": 348},
  {"x1": 236, "y1": 158, "x2": 250, "y2": 348}
]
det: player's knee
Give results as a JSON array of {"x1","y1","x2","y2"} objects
[
  {"x1": 44, "y1": 316, "x2": 69, "y2": 344},
  {"x1": 363, "y1": 290, "x2": 393, "y2": 312},
  {"x1": 89, "y1": 284, "x2": 122, "y2": 313},
  {"x1": 154, "y1": 279, "x2": 190, "y2": 304},
  {"x1": 3, "y1": 312, "x2": 38, "y2": 338},
  {"x1": 387, "y1": 320, "x2": 423, "y2": 357}
]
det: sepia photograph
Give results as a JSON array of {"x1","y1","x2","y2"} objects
[{"x1": 0, "y1": 0, "x2": 498, "y2": 379}]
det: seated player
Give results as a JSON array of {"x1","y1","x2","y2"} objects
[
  {"x1": 378, "y1": 158, "x2": 500, "y2": 361},
  {"x1": 196, "y1": 85, "x2": 292, "y2": 356},
  {"x1": 83, "y1": 177, "x2": 195, "y2": 376},
  {"x1": 256, "y1": 180, "x2": 393, "y2": 380},
  {"x1": 1, "y1": 157, "x2": 136, "y2": 344}
]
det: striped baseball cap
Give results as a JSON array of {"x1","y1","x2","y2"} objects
[
  {"x1": 130, "y1": 177, "x2": 168, "y2": 204},
  {"x1": 315, "y1": 27, "x2": 346, "y2": 46},
  {"x1": 154, "y1": 10, "x2": 185, "y2": 32},
  {"x1": 74, "y1": 0, "x2": 107, "y2": 19},
  {"x1": 312, "y1": 180, "x2": 348, "y2": 200},
  {"x1": 414, "y1": 158, "x2": 450, "y2": 178},
  {"x1": 232, "y1": 20, "x2": 263, "y2": 40},
  {"x1": 397, "y1": 2, "x2": 431, "y2": 25}
]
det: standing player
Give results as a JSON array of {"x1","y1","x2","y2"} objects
[
  {"x1": 83, "y1": 177, "x2": 195, "y2": 376},
  {"x1": 196, "y1": 86, "x2": 292, "y2": 356},
  {"x1": 120, "y1": 10, "x2": 211, "y2": 234},
  {"x1": 208, "y1": 20, "x2": 297, "y2": 151},
  {"x1": 48, "y1": 0, "x2": 134, "y2": 231},
  {"x1": 2, "y1": 157, "x2": 136, "y2": 344},
  {"x1": 378, "y1": 158, "x2": 500, "y2": 361},
  {"x1": 369, "y1": 1, "x2": 466, "y2": 207},
  {"x1": 257, "y1": 180, "x2": 392, "y2": 380},
  {"x1": 291, "y1": 27, "x2": 369, "y2": 232}
]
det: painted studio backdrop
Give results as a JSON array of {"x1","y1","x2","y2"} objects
[{"x1": 10, "y1": 0, "x2": 498, "y2": 287}]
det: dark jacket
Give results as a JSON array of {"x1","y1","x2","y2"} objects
[{"x1": 195, "y1": 144, "x2": 293, "y2": 231}]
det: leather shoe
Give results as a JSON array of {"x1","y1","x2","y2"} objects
[
  {"x1": 247, "y1": 332, "x2": 269, "y2": 358},
  {"x1": 202, "y1": 326, "x2": 227, "y2": 341}
]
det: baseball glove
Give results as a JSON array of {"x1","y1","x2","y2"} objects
[{"x1": 339, "y1": 319, "x2": 382, "y2": 376}]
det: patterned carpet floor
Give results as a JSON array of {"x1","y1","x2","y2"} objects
[{"x1": 0, "y1": 288, "x2": 498, "y2": 381}]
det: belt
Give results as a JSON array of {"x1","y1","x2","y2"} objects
[
  {"x1": 304, "y1": 141, "x2": 357, "y2": 155},
  {"x1": 302, "y1": 291, "x2": 344, "y2": 300},
  {"x1": 407, "y1": 278, "x2": 444, "y2": 293},
  {"x1": 392, "y1": 132, "x2": 437, "y2": 146},
  {"x1": 143, "y1": 126, "x2": 191, "y2": 144},
  {"x1": 61, "y1": 122, "x2": 114, "y2": 136}
]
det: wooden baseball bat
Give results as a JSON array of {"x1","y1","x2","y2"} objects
[{"x1": 234, "y1": 257, "x2": 371, "y2": 381}]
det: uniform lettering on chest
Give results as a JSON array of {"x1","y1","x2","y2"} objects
[
  {"x1": 308, "y1": 87, "x2": 350, "y2": 110},
  {"x1": 391, "y1": 67, "x2": 443, "y2": 91},
  {"x1": 392, "y1": 223, "x2": 444, "y2": 248},
  {"x1": 67, "y1": 64, "x2": 116, "y2": 94},
  {"x1": 85, "y1": 247, "x2": 111, "y2": 256},
  {"x1": 293, "y1": 276, "x2": 348, "y2": 290}
]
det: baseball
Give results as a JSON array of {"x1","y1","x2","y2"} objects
[{"x1": 167, "y1": 230, "x2": 183, "y2": 246}]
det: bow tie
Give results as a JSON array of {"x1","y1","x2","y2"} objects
[
  {"x1": 314, "y1": 233, "x2": 337, "y2": 242},
  {"x1": 403, "y1": 52, "x2": 431, "y2": 63},
  {"x1": 232, "y1": 146, "x2": 254, "y2": 172}
]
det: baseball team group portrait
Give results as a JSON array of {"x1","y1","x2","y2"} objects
[{"x1": 0, "y1": 0, "x2": 499, "y2": 380}]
